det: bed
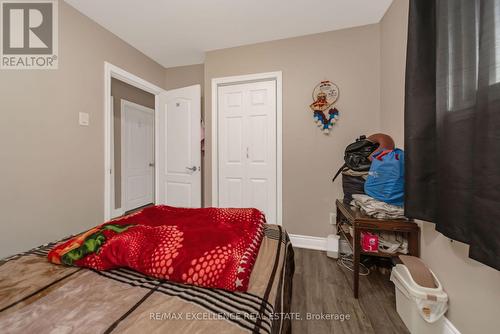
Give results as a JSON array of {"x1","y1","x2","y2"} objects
[{"x1": 0, "y1": 223, "x2": 294, "y2": 334}]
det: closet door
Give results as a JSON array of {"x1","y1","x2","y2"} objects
[
  {"x1": 245, "y1": 81, "x2": 276, "y2": 224},
  {"x1": 218, "y1": 83, "x2": 247, "y2": 208},
  {"x1": 218, "y1": 80, "x2": 277, "y2": 224}
]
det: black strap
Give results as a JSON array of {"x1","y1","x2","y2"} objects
[
  {"x1": 0, "y1": 268, "x2": 82, "y2": 314},
  {"x1": 332, "y1": 163, "x2": 347, "y2": 182},
  {"x1": 104, "y1": 281, "x2": 162, "y2": 334}
]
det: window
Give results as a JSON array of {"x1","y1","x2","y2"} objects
[
  {"x1": 492, "y1": 0, "x2": 500, "y2": 83},
  {"x1": 444, "y1": 0, "x2": 478, "y2": 111}
]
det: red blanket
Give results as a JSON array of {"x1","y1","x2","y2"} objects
[{"x1": 48, "y1": 206, "x2": 265, "y2": 291}]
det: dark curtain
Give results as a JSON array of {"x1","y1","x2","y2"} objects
[{"x1": 405, "y1": 0, "x2": 500, "y2": 270}]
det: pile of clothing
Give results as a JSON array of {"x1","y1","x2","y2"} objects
[
  {"x1": 335, "y1": 133, "x2": 406, "y2": 219},
  {"x1": 334, "y1": 134, "x2": 410, "y2": 258},
  {"x1": 351, "y1": 194, "x2": 405, "y2": 220}
]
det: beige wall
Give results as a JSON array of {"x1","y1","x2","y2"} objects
[
  {"x1": 380, "y1": 0, "x2": 408, "y2": 147},
  {"x1": 204, "y1": 25, "x2": 382, "y2": 236},
  {"x1": 111, "y1": 78, "x2": 155, "y2": 209},
  {"x1": 165, "y1": 64, "x2": 204, "y2": 96},
  {"x1": 418, "y1": 221, "x2": 500, "y2": 333},
  {"x1": 380, "y1": 1, "x2": 500, "y2": 333},
  {"x1": 0, "y1": 1, "x2": 165, "y2": 258}
]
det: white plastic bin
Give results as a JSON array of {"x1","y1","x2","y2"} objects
[{"x1": 390, "y1": 264, "x2": 448, "y2": 334}]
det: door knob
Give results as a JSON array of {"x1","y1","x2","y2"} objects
[
  {"x1": 149, "y1": 162, "x2": 155, "y2": 167},
  {"x1": 185, "y1": 166, "x2": 197, "y2": 172}
]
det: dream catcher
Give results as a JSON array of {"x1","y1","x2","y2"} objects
[{"x1": 309, "y1": 80, "x2": 340, "y2": 134}]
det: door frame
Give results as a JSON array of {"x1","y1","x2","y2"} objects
[
  {"x1": 104, "y1": 62, "x2": 163, "y2": 221},
  {"x1": 120, "y1": 99, "x2": 155, "y2": 212},
  {"x1": 211, "y1": 71, "x2": 283, "y2": 225}
]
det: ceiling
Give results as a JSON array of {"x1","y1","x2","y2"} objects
[{"x1": 64, "y1": 0, "x2": 393, "y2": 68}]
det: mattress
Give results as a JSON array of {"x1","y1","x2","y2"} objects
[{"x1": 0, "y1": 224, "x2": 294, "y2": 334}]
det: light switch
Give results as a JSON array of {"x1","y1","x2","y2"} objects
[{"x1": 79, "y1": 112, "x2": 89, "y2": 126}]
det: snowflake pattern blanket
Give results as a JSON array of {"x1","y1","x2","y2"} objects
[{"x1": 48, "y1": 206, "x2": 265, "y2": 292}]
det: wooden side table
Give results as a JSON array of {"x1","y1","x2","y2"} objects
[{"x1": 335, "y1": 199, "x2": 420, "y2": 298}]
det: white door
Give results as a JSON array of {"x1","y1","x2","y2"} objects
[
  {"x1": 121, "y1": 100, "x2": 155, "y2": 211},
  {"x1": 217, "y1": 80, "x2": 277, "y2": 224},
  {"x1": 158, "y1": 85, "x2": 201, "y2": 207}
]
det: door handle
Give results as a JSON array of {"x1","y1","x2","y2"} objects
[
  {"x1": 186, "y1": 166, "x2": 197, "y2": 172},
  {"x1": 149, "y1": 162, "x2": 155, "y2": 167}
]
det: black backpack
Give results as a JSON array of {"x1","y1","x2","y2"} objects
[{"x1": 332, "y1": 135, "x2": 379, "y2": 182}]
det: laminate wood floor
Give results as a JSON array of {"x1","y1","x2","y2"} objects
[{"x1": 290, "y1": 248, "x2": 409, "y2": 334}]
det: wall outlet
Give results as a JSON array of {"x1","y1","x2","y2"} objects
[{"x1": 329, "y1": 212, "x2": 336, "y2": 225}]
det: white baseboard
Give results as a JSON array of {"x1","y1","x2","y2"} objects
[
  {"x1": 443, "y1": 317, "x2": 461, "y2": 334},
  {"x1": 289, "y1": 234, "x2": 327, "y2": 251}
]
